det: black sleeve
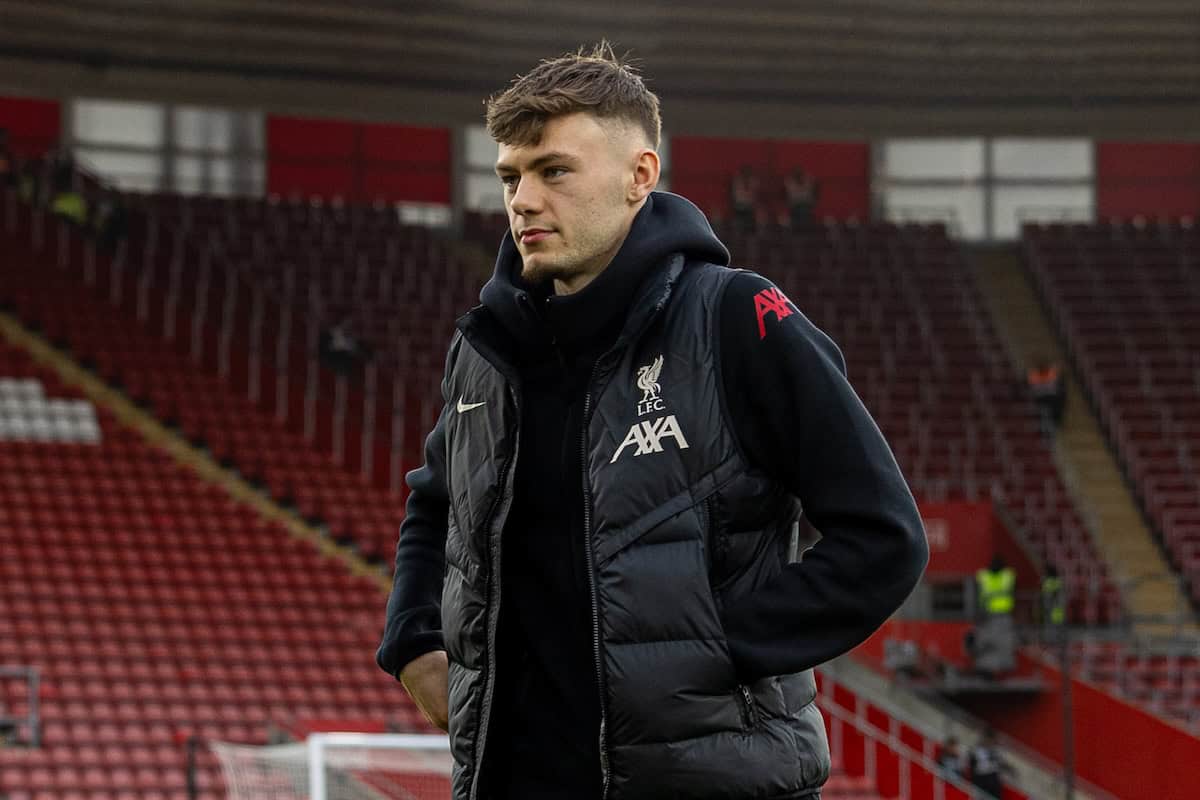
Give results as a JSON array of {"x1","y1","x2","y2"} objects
[
  {"x1": 716, "y1": 271, "x2": 928, "y2": 681},
  {"x1": 375, "y1": 337, "x2": 458, "y2": 679}
]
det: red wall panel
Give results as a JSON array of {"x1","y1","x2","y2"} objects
[
  {"x1": 0, "y1": 96, "x2": 61, "y2": 156},
  {"x1": 961, "y1": 654, "x2": 1200, "y2": 800},
  {"x1": 670, "y1": 136, "x2": 870, "y2": 221},
  {"x1": 919, "y1": 501, "x2": 1039, "y2": 587},
  {"x1": 361, "y1": 124, "x2": 450, "y2": 165},
  {"x1": 266, "y1": 115, "x2": 450, "y2": 204},
  {"x1": 268, "y1": 116, "x2": 358, "y2": 159},
  {"x1": 1097, "y1": 142, "x2": 1200, "y2": 219}
]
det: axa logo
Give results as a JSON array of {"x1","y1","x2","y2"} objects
[
  {"x1": 755, "y1": 286, "x2": 795, "y2": 339},
  {"x1": 611, "y1": 354, "x2": 691, "y2": 463},
  {"x1": 610, "y1": 415, "x2": 691, "y2": 463}
]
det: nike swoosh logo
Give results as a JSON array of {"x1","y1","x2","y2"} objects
[{"x1": 457, "y1": 396, "x2": 486, "y2": 413}]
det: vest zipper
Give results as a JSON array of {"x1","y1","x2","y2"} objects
[
  {"x1": 737, "y1": 684, "x2": 761, "y2": 731},
  {"x1": 468, "y1": 384, "x2": 520, "y2": 800},
  {"x1": 581, "y1": 383, "x2": 611, "y2": 799}
]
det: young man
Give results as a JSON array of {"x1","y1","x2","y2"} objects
[{"x1": 378, "y1": 44, "x2": 928, "y2": 800}]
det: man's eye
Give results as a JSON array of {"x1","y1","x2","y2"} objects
[
  {"x1": 545, "y1": 167, "x2": 567, "y2": 179},
  {"x1": 499, "y1": 176, "x2": 518, "y2": 189}
]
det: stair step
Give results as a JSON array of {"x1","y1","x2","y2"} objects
[{"x1": 970, "y1": 247, "x2": 1194, "y2": 629}]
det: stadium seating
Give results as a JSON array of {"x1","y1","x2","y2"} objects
[
  {"x1": 3, "y1": 199, "x2": 413, "y2": 563},
  {"x1": 1024, "y1": 221, "x2": 1200, "y2": 606},
  {"x1": 7, "y1": 188, "x2": 1122, "y2": 621},
  {"x1": 728, "y1": 222, "x2": 1120, "y2": 622},
  {"x1": 1069, "y1": 638, "x2": 1200, "y2": 732},
  {"x1": 467, "y1": 211, "x2": 1119, "y2": 622},
  {"x1": 1, "y1": 189, "x2": 1126, "y2": 799},
  {"x1": 0, "y1": 337, "x2": 431, "y2": 800}
]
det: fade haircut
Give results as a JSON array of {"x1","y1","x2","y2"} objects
[{"x1": 485, "y1": 41, "x2": 661, "y2": 151}]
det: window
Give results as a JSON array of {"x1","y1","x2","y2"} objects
[
  {"x1": 881, "y1": 137, "x2": 1095, "y2": 240},
  {"x1": 992, "y1": 185, "x2": 1094, "y2": 239},
  {"x1": 69, "y1": 99, "x2": 264, "y2": 195},
  {"x1": 887, "y1": 185, "x2": 986, "y2": 240},
  {"x1": 884, "y1": 139, "x2": 986, "y2": 181},
  {"x1": 992, "y1": 138, "x2": 1091, "y2": 180},
  {"x1": 991, "y1": 138, "x2": 1093, "y2": 237},
  {"x1": 74, "y1": 100, "x2": 164, "y2": 148},
  {"x1": 882, "y1": 138, "x2": 986, "y2": 239}
]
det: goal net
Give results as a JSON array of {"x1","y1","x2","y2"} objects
[{"x1": 212, "y1": 733, "x2": 453, "y2": 800}]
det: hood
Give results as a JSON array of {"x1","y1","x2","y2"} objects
[{"x1": 478, "y1": 191, "x2": 730, "y2": 350}]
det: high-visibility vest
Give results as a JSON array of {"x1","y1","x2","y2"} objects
[
  {"x1": 51, "y1": 192, "x2": 88, "y2": 225},
  {"x1": 1042, "y1": 576, "x2": 1065, "y2": 625},
  {"x1": 1027, "y1": 366, "x2": 1060, "y2": 387},
  {"x1": 976, "y1": 567, "x2": 1016, "y2": 615}
]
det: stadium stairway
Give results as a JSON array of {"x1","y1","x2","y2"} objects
[
  {"x1": 970, "y1": 246, "x2": 1195, "y2": 636},
  {"x1": 822, "y1": 657, "x2": 1096, "y2": 800}
]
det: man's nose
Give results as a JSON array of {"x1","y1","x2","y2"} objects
[{"x1": 509, "y1": 176, "x2": 543, "y2": 217}]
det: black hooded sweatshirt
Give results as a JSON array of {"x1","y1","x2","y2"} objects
[{"x1": 378, "y1": 192, "x2": 927, "y2": 800}]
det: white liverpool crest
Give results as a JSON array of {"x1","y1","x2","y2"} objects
[
  {"x1": 612, "y1": 354, "x2": 691, "y2": 463},
  {"x1": 636, "y1": 354, "x2": 664, "y2": 416}
]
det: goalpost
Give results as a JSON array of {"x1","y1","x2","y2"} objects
[{"x1": 212, "y1": 732, "x2": 453, "y2": 800}]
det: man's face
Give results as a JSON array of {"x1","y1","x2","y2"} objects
[{"x1": 495, "y1": 113, "x2": 643, "y2": 292}]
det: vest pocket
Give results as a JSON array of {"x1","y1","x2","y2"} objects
[
  {"x1": 736, "y1": 684, "x2": 761, "y2": 731},
  {"x1": 701, "y1": 497, "x2": 725, "y2": 595}
]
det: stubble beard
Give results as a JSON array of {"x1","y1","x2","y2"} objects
[{"x1": 519, "y1": 251, "x2": 579, "y2": 286}]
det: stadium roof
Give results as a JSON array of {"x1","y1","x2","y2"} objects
[{"x1": 2, "y1": 0, "x2": 1199, "y2": 137}]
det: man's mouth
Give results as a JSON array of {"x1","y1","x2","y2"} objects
[{"x1": 519, "y1": 229, "x2": 553, "y2": 244}]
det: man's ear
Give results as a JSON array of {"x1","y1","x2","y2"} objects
[{"x1": 629, "y1": 149, "x2": 660, "y2": 203}]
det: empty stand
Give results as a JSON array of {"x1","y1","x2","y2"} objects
[
  {"x1": 1025, "y1": 221, "x2": 1200, "y2": 607},
  {"x1": 464, "y1": 210, "x2": 1120, "y2": 621},
  {"x1": 1070, "y1": 638, "x2": 1200, "y2": 733},
  {"x1": 4, "y1": 196, "x2": 412, "y2": 563},
  {"x1": 0, "y1": 334, "x2": 432, "y2": 800},
  {"x1": 7, "y1": 188, "x2": 1121, "y2": 611},
  {"x1": 0, "y1": 187, "x2": 1130, "y2": 800}
]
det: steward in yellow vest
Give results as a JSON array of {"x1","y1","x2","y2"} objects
[
  {"x1": 976, "y1": 556, "x2": 1015, "y2": 616},
  {"x1": 1041, "y1": 564, "x2": 1065, "y2": 626}
]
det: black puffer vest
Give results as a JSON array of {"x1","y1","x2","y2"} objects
[{"x1": 441, "y1": 255, "x2": 830, "y2": 800}]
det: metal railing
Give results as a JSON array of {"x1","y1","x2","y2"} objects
[
  {"x1": 826, "y1": 657, "x2": 1123, "y2": 800},
  {"x1": 818, "y1": 671, "x2": 997, "y2": 800}
]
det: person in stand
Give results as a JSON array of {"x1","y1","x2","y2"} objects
[
  {"x1": 1027, "y1": 356, "x2": 1065, "y2": 435},
  {"x1": 729, "y1": 164, "x2": 761, "y2": 232},
  {"x1": 49, "y1": 146, "x2": 75, "y2": 193},
  {"x1": 976, "y1": 554, "x2": 1016, "y2": 619},
  {"x1": 50, "y1": 174, "x2": 87, "y2": 226},
  {"x1": 376, "y1": 42, "x2": 928, "y2": 800},
  {"x1": 784, "y1": 165, "x2": 819, "y2": 228},
  {"x1": 1041, "y1": 562, "x2": 1066, "y2": 631},
  {"x1": 968, "y1": 728, "x2": 1010, "y2": 799},
  {"x1": 318, "y1": 316, "x2": 368, "y2": 375},
  {"x1": 937, "y1": 735, "x2": 965, "y2": 779},
  {"x1": 15, "y1": 157, "x2": 41, "y2": 205},
  {"x1": 968, "y1": 554, "x2": 1017, "y2": 676},
  {"x1": 91, "y1": 186, "x2": 130, "y2": 254},
  {"x1": 0, "y1": 128, "x2": 14, "y2": 187}
]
